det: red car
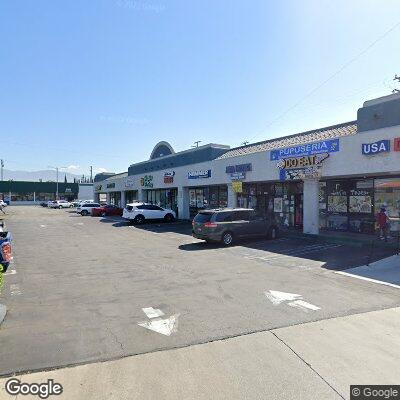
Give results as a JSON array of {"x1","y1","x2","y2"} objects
[{"x1": 92, "y1": 204, "x2": 123, "y2": 217}]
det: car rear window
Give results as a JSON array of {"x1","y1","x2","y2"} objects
[
  {"x1": 215, "y1": 212, "x2": 232, "y2": 222},
  {"x1": 194, "y1": 213, "x2": 213, "y2": 223}
]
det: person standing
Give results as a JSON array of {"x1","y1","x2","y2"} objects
[
  {"x1": 377, "y1": 206, "x2": 390, "y2": 241},
  {"x1": 0, "y1": 203, "x2": 5, "y2": 215}
]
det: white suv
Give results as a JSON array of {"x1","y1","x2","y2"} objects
[
  {"x1": 77, "y1": 203, "x2": 101, "y2": 216},
  {"x1": 50, "y1": 200, "x2": 72, "y2": 209},
  {"x1": 122, "y1": 202, "x2": 176, "y2": 224}
]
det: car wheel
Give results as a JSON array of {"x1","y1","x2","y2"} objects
[
  {"x1": 164, "y1": 213, "x2": 174, "y2": 222},
  {"x1": 81, "y1": 210, "x2": 89, "y2": 216},
  {"x1": 268, "y1": 226, "x2": 278, "y2": 240},
  {"x1": 134, "y1": 215, "x2": 145, "y2": 225},
  {"x1": 221, "y1": 231, "x2": 234, "y2": 246}
]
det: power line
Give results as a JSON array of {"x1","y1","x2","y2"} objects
[{"x1": 247, "y1": 19, "x2": 400, "y2": 144}]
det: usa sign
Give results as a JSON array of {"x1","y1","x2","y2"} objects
[{"x1": 361, "y1": 140, "x2": 390, "y2": 155}]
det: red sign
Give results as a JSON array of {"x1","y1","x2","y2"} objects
[{"x1": 394, "y1": 137, "x2": 400, "y2": 151}]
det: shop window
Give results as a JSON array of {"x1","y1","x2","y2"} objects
[
  {"x1": 11, "y1": 192, "x2": 34, "y2": 201},
  {"x1": 374, "y1": 178, "x2": 400, "y2": 232}
]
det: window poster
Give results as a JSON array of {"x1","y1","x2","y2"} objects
[
  {"x1": 327, "y1": 196, "x2": 347, "y2": 212},
  {"x1": 274, "y1": 197, "x2": 283, "y2": 213},
  {"x1": 348, "y1": 189, "x2": 372, "y2": 214},
  {"x1": 189, "y1": 189, "x2": 196, "y2": 207}
]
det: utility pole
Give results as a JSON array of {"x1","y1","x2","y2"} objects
[
  {"x1": 48, "y1": 166, "x2": 67, "y2": 200},
  {"x1": 393, "y1": 74, "x2": 400, "y2": 93},
  {"x1": 192, "y1": 141, "x2": 202, "y2": 148},
  {"x1": 90, "y1": 166, "x2": 93, "y2": 182},
  {"x1": 0, "y1": 160, "x2": 4, "y2": 181}
]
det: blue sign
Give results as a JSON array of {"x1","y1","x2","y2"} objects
[
  {"x1": 362, "y1": 140, "x2": 390, "y2": 155},
  {"x1": 270, "y1": 139, "x2": 340, "y2": 160},
  {"x1": 226, "y1": 163, "x2": 252, "y2": 174},
  {"x1": 188, "y1": 170, "x2": 211, "y2": 179}
]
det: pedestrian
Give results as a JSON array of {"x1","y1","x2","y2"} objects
[
  {"x1": 0, "y1": 204, "x2": 5, "y2": 215},
  {"x1": 376, "y1": 206, "x2": 390, "y2": 241}
]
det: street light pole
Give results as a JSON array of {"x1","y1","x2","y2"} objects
[{"x1": 48, "y1": 166, "x2": 67, "y2": 200}]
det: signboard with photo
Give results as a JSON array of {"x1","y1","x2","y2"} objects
[
  {"x1": 274, "y1": 198, "x2": 283, "y2": 213},
  {"x1": 327, "y1": 196, "x2": 347, "y2": 212}
]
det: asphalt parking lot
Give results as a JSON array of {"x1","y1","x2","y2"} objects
[{"x1": 0, "y1": 206, "x2": 399, "y2": 377}]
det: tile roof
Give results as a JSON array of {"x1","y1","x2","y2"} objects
[{"x1": 217, "y1": 121, "x2": 357, "y2": 159}]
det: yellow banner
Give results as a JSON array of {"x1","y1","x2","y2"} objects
[{"x1": 232, "y1": 181, "x2": 243, "y2": 193}]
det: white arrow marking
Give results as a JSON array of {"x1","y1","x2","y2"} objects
[
  {"x1": 264, "y1": 290, "x2": 302, "y2": 305},
  {"x1": 142, "y1": 307, "x2": 165, "y2": 319},
  {"x1": 288, "y1": 300, "x2": 321, "y2": 311},
  {"x1": 40, "y1": 225, "x2": 46, "y2": 228},
  {"x1": 138, "y1": 314, "x2": 179, "y2": 336},
  {"x1": 265, "y1": 290, "x2": 320, "y2": 312}
]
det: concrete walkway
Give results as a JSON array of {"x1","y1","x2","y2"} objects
[
  {"x1": 335, "y1": 254, "x2": 400, "y2": 287},
  {"x1": 1, "y1": 307, "x2": 399, "y2": 400}
]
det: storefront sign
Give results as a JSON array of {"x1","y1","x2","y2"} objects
[
  {"x1": 277, "y1": 153, "x2": 329, "y2": 181},
  {"x1": 164, "y1": 171, "x2": 175, "y2": 184},
  {"x1": 125, "y1": 178, "x2": 135, "y2": 188},
  {"x1": 394, "y1": 137, "x2": 400, "y2": 151},
  {"x1": 188, "y1": 170, "x2": 211, "y2": 179},
  {"x1": 95, "y1": 185, "x2": 102, "y2": 191},
  {"x1": 65, "y1": 188, "x2": 72, "y2": 193},
  {"x1": 140, "y1": 175, "x2": 153, "y2": 188},
  {"x1": 230, "y1": 172, "x2": 246, "y2": 181},
  {"x1": 232, "y1": 181, "x2": 243, "y2": 193},
  {"x1": 276, "y1": 153, "x2": 329, "y2": 170},
  {"x1": 225, "y1": 163, "x2": 252, "y2": 173},
  {"x1": 362, "y1": 140, "x2": 390, "y2": 155},
  {"x1": 270, "y1": 139, "x2": 339, "y2": 160},
  {"x1": 106, "y1": 183, "x2": 115, "y2": 189}
]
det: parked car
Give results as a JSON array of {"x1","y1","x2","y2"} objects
[
  {"x1": 92, "y1": 204, "x2": 123, "y2": 217},
  {"x1": 0, "y1": 222, "x2": 12, "y2": 273},
  {"x1": 76, "y1": 203, "x2": 101, "y2": 216},
  {"x1": 47, "y1": 200, "x2": 56, "y2": 208},
  {"x1": 49, "y1": 200, "x2": 73, "y2": 209},
  {"x1": 192, "y1": 208, "x2": 278, "y2": 246},
  {"x1": 122, "y1": 202, "x2": 176, "y2": 224}
]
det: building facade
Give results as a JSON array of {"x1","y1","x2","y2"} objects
[
  {"x1": 0, "y1": 181, "x2": 93, "y2": 205},
  {"x1": 94, "y1": 94, "x2": 400, "y2": 235}
]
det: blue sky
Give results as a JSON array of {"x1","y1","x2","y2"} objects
[{"x1": 1, "y1": 0, "x2": 399, "y2": 176}]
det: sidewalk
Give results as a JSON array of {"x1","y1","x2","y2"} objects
[
  {"x1": 335, "y1": 254, "x2": 400, "y2": 287},
  {"x1": 1, "y1": 307, "x2": 399, "y2": 400}
]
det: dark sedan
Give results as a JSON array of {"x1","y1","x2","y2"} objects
[{"x1": 92, "y1": 204, "x2": 123, "y2": 217}]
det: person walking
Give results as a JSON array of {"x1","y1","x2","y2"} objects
[
  {"x1": 0, "y1": 203, "x2": 5, "y2": 215},
  {"x1": 377, "y1": 206, "x2": 390, "y2": 241}
]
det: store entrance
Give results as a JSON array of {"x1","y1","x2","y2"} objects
[{"x1": 294, "y1": 194, "x2": 303, "y2": 227}]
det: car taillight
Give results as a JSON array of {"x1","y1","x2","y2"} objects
[
  {"x1": 204, "y1": 222, "x2": 217, "y2": 228},
  {"x1": 1, "y1": 243, "x2": 12, "y2": 262}
]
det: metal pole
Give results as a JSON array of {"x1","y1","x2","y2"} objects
[
  {"x1": 1, "y1": 159, "x2": 4, "y2": 181},
  {"x1": 56, "y1": 167, "x2": 59, "y2": 200}
]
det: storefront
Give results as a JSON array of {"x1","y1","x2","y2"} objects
[
  {"x1": 145, "y1": 188, "x2": 178, "y2": 216},
  {"x1": 188, "y1": 185, "x2": 228, "y2": 218},
  {"x1": 237, "y1": 181, "x2": 303, "y2": 228},
  {"x1": 320, "y1": 176, "x2": 400, "y2": 234},
  {"x1": 109, "y1": 192, "x2": 121, "y2": 207}
]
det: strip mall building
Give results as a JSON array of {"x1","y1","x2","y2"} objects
[{"x1": 94, "y1": 94, "x2": 400, "y2": 235}]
